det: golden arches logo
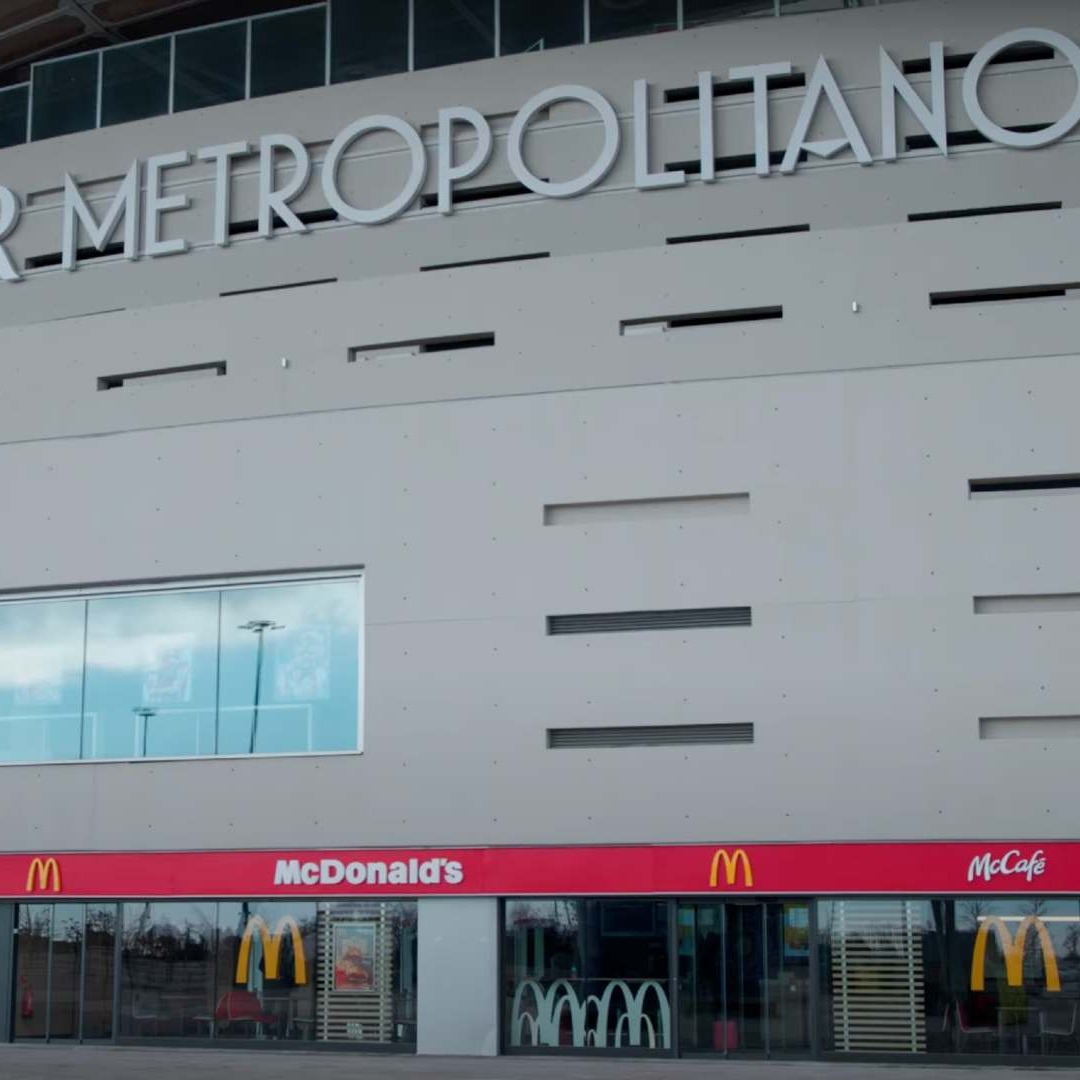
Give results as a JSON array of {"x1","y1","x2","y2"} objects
[
  {"x1": 970, "y1": 915, "x2": 1060, "y2": 992},
  {"x1": 708, "y1": 848, "x2": 753, "y2": 889},
  {"x1": 24, "y1": 857, "x2": 61, "y2": 893},
  {"x1": 235, "y1": 916, "x2": 307, "y2": 986}
]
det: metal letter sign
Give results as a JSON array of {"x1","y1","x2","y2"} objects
[{"x1": 0, "y1": 26, "x2": 1076, "y2": 281}]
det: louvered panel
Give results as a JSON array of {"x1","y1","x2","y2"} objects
[
  {"x1": 316, "y1": 902, "x2": 396, "y2": 1043},
  {"x1": 547, "y1": 723, "x2": 753, "y2": 748},
  {"x1": 831, "y1": 900, "x2": 927, "y2": 1054},
  {"x1": 546, "y1": 607, "x2": 752, "y2": 635}
]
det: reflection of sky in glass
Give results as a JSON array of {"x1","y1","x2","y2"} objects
[
  {"x1": 219, "y1": 581, "x2": 360, "y2": 755},
  {"x1": 0, "y1": 578, "x2": 361, "y2": 763},
  {"x1": 84, "y1": 591, "x2": 219, "y2": 761},
  {"x1": 0, "y1": 599, "x2": 84, "y2": 762}
]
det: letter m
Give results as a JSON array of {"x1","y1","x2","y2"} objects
[
  {"x1": 273, "y1": 859, "x2": 302, "y2": 886},
  {"x1": 970, "y1": 915, "x2": 1061, "y2": 992},
  {"x1": 62, "y1": 161, "x2": 140, "y2": 270},
  {"x1": 709, "y1": 848, "x2": 754, "y2": 888},
  {"x1": 967, "y1": 854, "x2": 992, "y2": 882},
  {"x1": 25, "y1": 857, "x2": 60, "y2": 892}
]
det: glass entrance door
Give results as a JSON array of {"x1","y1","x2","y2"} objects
[{"x1": 678, "y1": 900, "x2": 811, "y2": 1056}]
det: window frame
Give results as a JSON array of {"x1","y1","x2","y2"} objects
[{"x1": 0, "y1": 567, "x2": 364, "y2": 767}]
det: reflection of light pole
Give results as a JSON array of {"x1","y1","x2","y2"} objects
[
  {"x1": 239, "y1": 620, "x2": 283, "y2": 754},
  {"x1": 133, "y1": 707, "x2": 156, "y2": 757}
]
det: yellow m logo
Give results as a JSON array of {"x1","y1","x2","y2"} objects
[
  {"x1": 709, "y1": 848, "x2": 753, "y2": 888},
  {"x1": 970, "y1": 915, "x2": 1060, "y2": 992},
  {"x1": 235, "y1": 915, "x2": 307, "y2": 986},
  {"x1": 25, "y1": 857, "x2": 61, "y2": 893}
]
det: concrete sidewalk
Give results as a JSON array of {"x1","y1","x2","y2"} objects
[{"x1": 0, "y1": 1046, "x2": 1067, "y2": 1080}]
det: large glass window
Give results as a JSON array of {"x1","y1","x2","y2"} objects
[
  {"x1": 0, "y1": 85, "x2": 28, "y2": 149},
  {"x1": 330, "y1": 1, "x2": 408, "y2": 82},
  {"x1": 25, "y1": 899, "x2": 417, "y2": 1045},
  {"x1": 0, "y1": 575, "x2": 361, "y2": 764},
  {"x1": 589, "y1": 0, "x2": 677, "y2": 43},
  {"x1": 30, "y1": 53, "x2": 99, "y2": 141},
  {"x1": 500, "y1": 1, "x2": 583, "y2": 55},
  {"x1": 818, "y1": 897, "x2": 1080, "y2": 1058},
  {"x1": 250, "y1": 7, "x2": 327, "y2": 99},
  {"x1": 504, "y1": 898, "x2": 672, "y2": 1051},
  {"x1": 101, "y1": 39, "x2": 170, "y2": 127},
  {"x1": 414, "y1": 0, "x2": 495, "y2": 70},
  {"x1": 173, "y1": 22, "x2": 247, "y2": 114},
  {"x1": 121, "y1": 902, "x2": 216, "y2": 1037},
  {"x1": 685, "y1": 0, "x2": 777, "y2": 27}
]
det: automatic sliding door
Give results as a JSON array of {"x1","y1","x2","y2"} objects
[{"x1": 677, "y1": 899, "x2": 811, "y2": 1057}]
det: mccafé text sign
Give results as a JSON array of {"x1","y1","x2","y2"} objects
[
  {"x1": 4, "y1": 841, "x2": 1079, "y2": 899},
  {"x1": 0, "y1": 26, "x2": 1077, "y2": 282}
]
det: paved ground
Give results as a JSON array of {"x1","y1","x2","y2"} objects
[{"x1": 0, "y1": 1046, "x2": 1068, "y2": 1080}]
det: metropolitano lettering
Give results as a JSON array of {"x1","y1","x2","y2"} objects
[
  {"x1": 0, "y1": 26, "x2": 1077, "y2": 282},
  {"x1": 273, "y1": 857, "x2": 465, "y2": 888}
]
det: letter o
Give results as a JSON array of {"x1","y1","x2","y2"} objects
[
  {"x1": 321, "y1": 114, "x2": 427, "y2": 225},
  {"x1": 963, "y1": 28, "x2": 1080, "y2": 148},
  {"x1": 345, "y1": 861, "x2": 366, "y2": 885},
  {"x1": 508, "y1": 85, "x2": 620, "y2": 198}
]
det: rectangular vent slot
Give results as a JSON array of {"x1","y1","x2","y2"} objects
[
  {"x1": 970, "y1": 474, "x2": 1080, "y2": 495},
  {"x1": 349, "y1": 332, "x2": 495, "y2": 363},
  {"x1": 906, "y1": 123, "x2": 1050, "y2": 151},
  {"x1": 909, "y1": 201, "x2": 1062, "y2": 223},
  {"x1": 930, "y1": 283, "x2": 1080, "y2": 307},
  {"x1": 27, "y1": 241, "x2": 124, "y2": 270},
  {"x1": 980, "y1": 715, "x2": 1080, "y2": 741},
  {"x1": 667, "y1": 224, "x2": 810, "y2": 245},
  {"x1": 974, "y1": 594, "x2": 1080, "y2": 615},
  {"x1": 419, "y1": 181, "x2": 543, "y2": 208},
  {"x1": 97, "y1": 361, "x2": 225, "y2": 391},
  {"x1": 664, "y1": 71, "x2": 805, "y2": 104},
  {"x1": 668, "y1": 150, "x2": 807, "y2": 176},
  {"x1": 220, "y1": 277, "x2": 337, "y2": 298},
  {"x1": 420, "y1": 252, "x2": 550, "y2": 272},
  {"x1": 903, "y1": 43, "x2": 1055, "y2": 75},
  {"x1": 548, "y1": 723, "x2": 754, "y2": 749},
  {"x1": 229, "y1": 208, "x2": 338, "y2": 237},
  {"x1": 621, "y1": 306, "x2": 781, "y2": 336},
  {"x1": 547, "y1": 607, "x2": 751, "y2": 635},
  {"x1": 544, "y1": 492, "x2": 749, "y2": 526}
]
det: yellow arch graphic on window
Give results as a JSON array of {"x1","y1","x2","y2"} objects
[
  {"x1": 235, "y1": 915, "x2": 307, "y2": 986},
  {"x1": 970, "y1": 914, "x2": 1060, "y2": 992}
]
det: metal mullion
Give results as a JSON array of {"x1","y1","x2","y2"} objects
[
  {"x1": 111, "y1": 903, "x2": 122, "y2": 1042},
  {"x1": 583, "y1": 0, "x2": 590, "y2": 44},
  {"x1": 808, "y1": 900, "x2": 821, "y2": 1058},
  {"x1": 168, "y1": 35, "x2": 176, "y2": 114},
  {"x1": 44, "y1": 906, "x2": 53, "y2": 1042},
  {"x1": 244, "y1": 18, "x2": 253, "y2": 99},
  {"x1": 95, "y1": 51, "x2": 103, "y2": 129},
  {"x1": 23, "y1": 78, "x2": 32, "y2": 143},
  {"x1": 720, "y1": 903, "x2": 728, "y2": 1055},
  {"x1": 493, "y1": 0, "x2": 500, "y2": 57},
  {"x1": 762, "y1": 903, "x2": 770, "y2": 1058},
  {"x1": 324, "y1": 0, "x2": 333, "y2": 85},
  {"x1": 77, "y1": 905, "x2": 88, "y2": 1042},
  {"x1": 667, "y1": 900, "x2": 679, "y2": 1056},
  {"x1": 774, "y1": 0, "x2": 781, "y2": 14},
  {"x1": 676, "y1": 0, "x2": 684, "y2": 31},
  {"x1": 408, "y1": 0, "x2": 415, "y2": 71}
]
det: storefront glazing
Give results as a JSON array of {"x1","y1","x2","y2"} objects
[
  {"x1": 13, "y1": 900, "x2": 416, "y2": 1046},
  {"x1": 503, "y1": 897, "x2": 1080, "y2": 1060}
]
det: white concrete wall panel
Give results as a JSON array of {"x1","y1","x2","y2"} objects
[{"x1": 0, "y1": 0, "x2": 1078, "y2": 852}]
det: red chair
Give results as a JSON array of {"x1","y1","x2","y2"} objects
[{"x1": 214, "y1": 990, "x2": 280, "y2": 1035}]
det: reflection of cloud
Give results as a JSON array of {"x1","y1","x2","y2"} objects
[{"x1": 0, "y1": 581, "x2": 360, "y2": 692}]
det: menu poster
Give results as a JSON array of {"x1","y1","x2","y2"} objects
[{"x1": 333, "y1": 922, "x2": 377, "y2": 992}]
